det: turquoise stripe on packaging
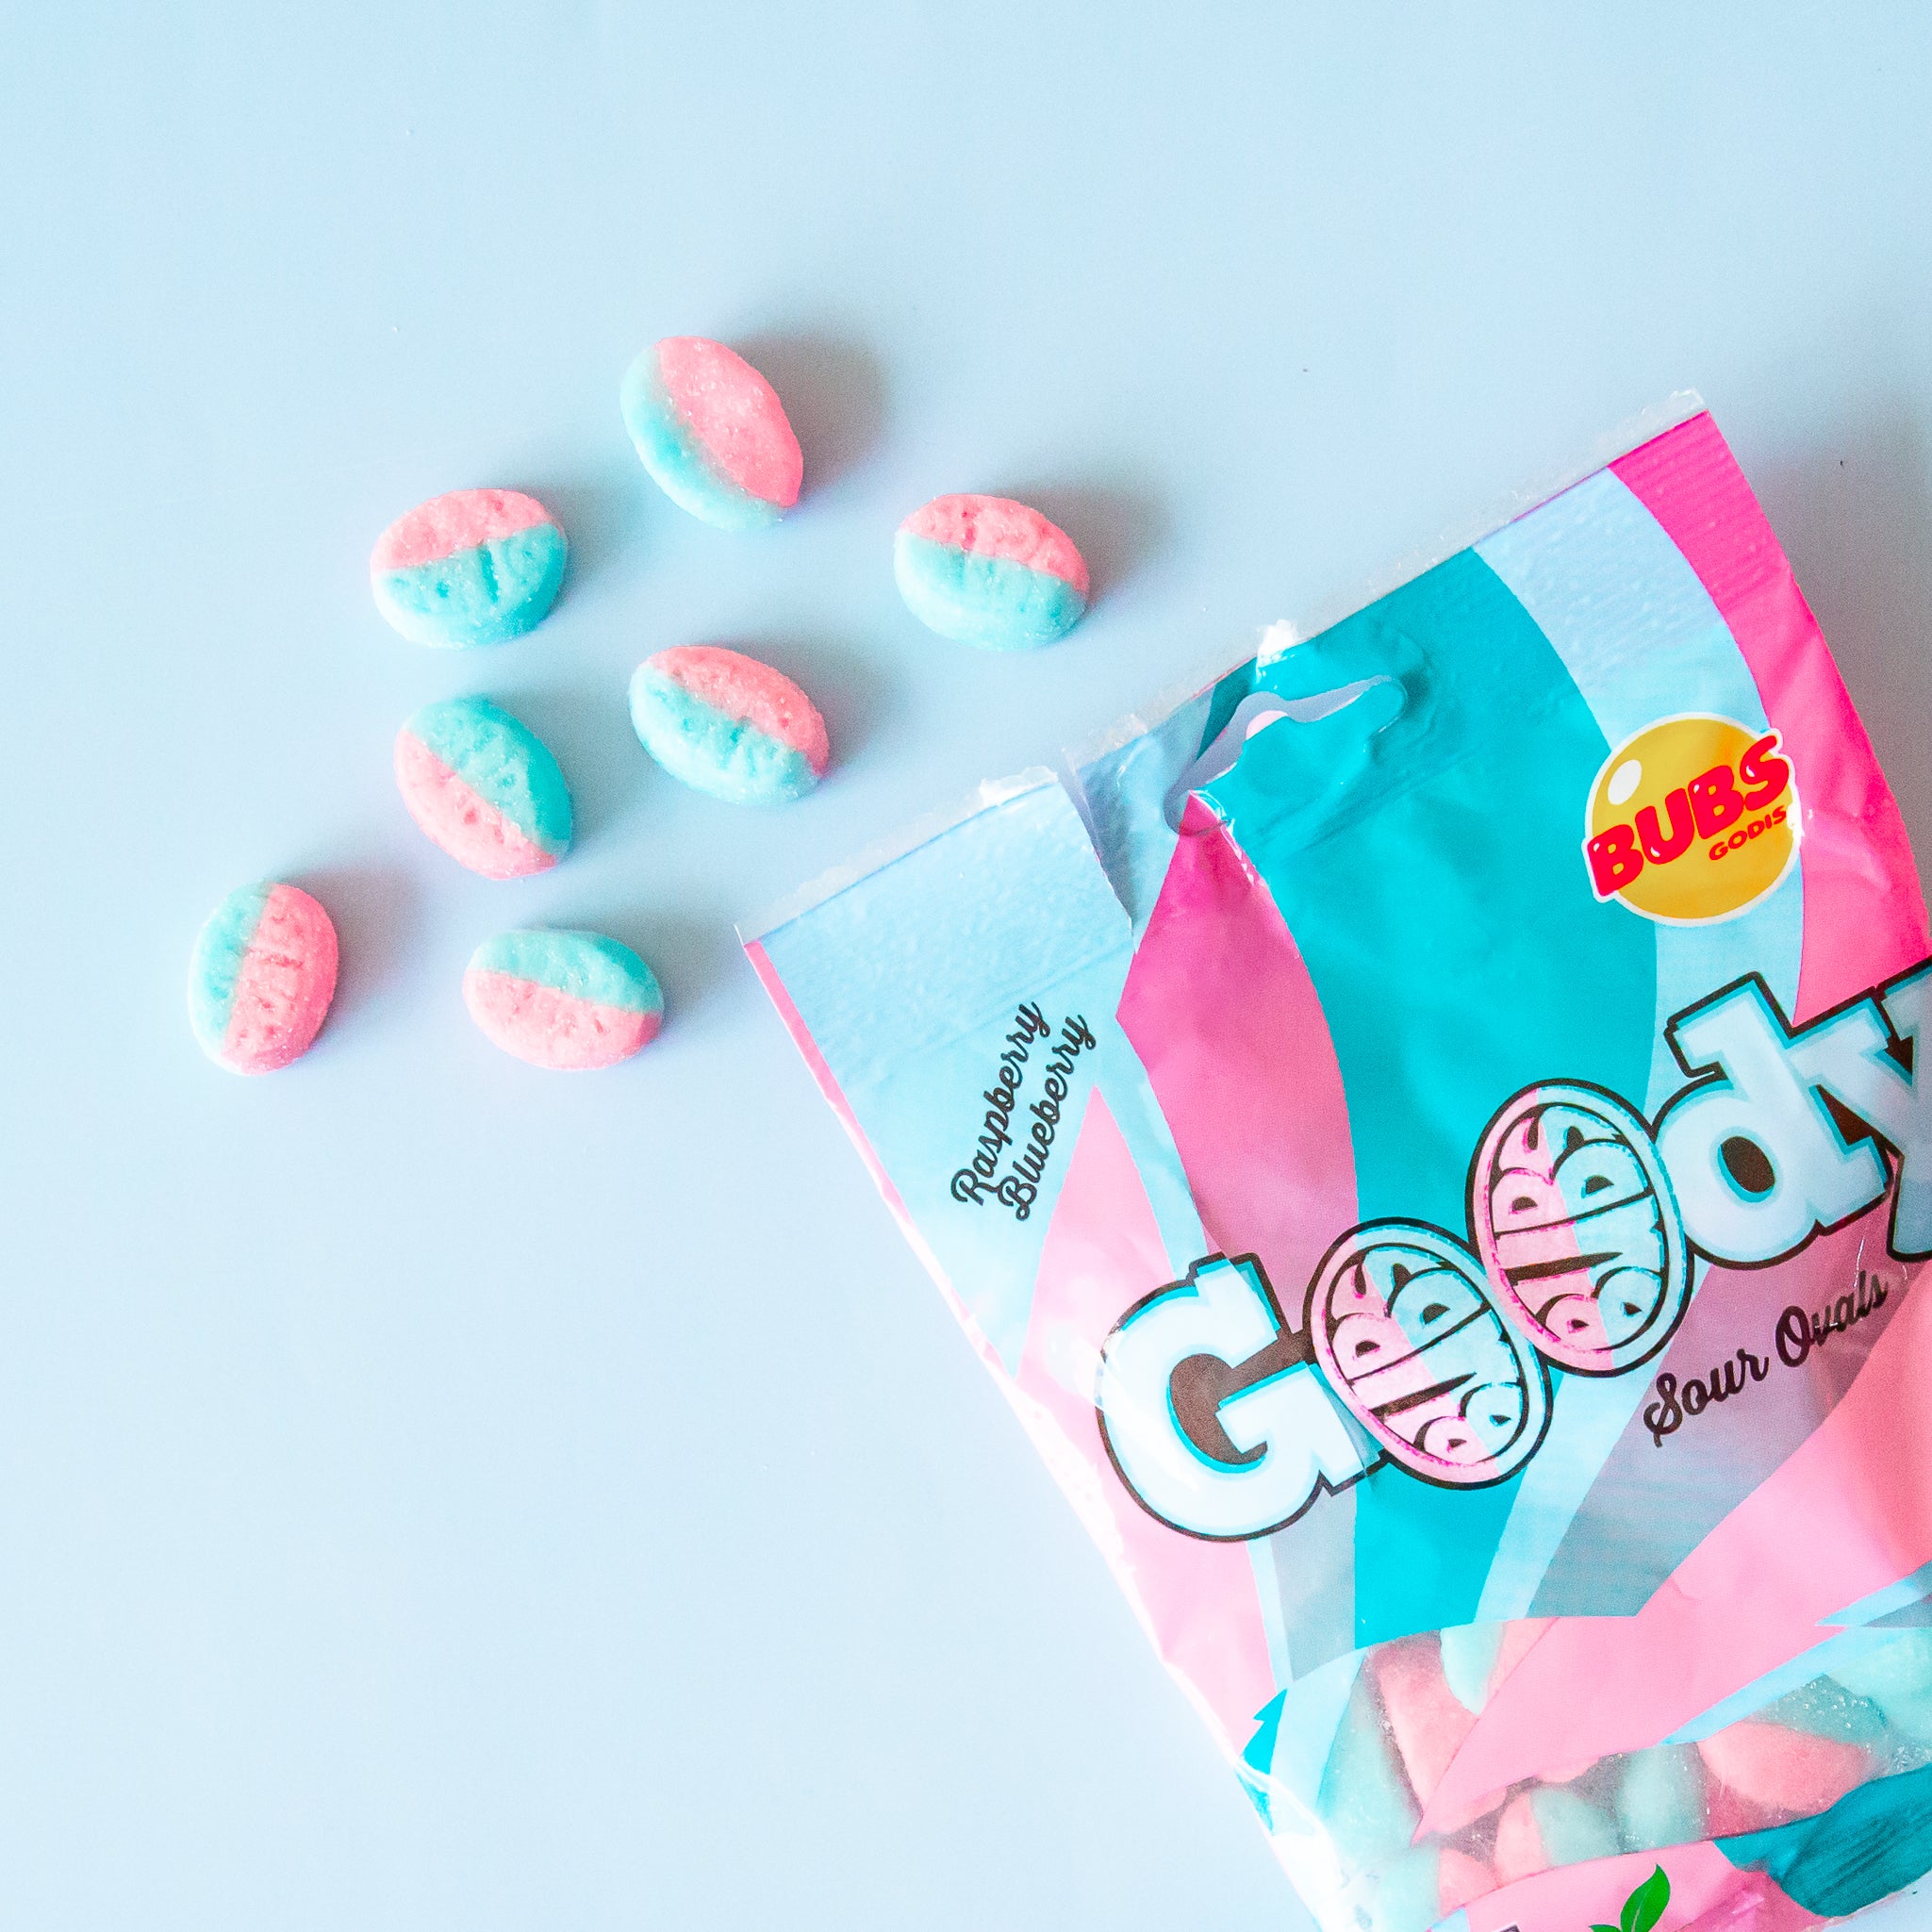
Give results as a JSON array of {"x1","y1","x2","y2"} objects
[
  {"x1": 1469, "y1": 469, "x2": 1805, "y2": 1623},
  {"x1": 1196, "y1": 548, "x2": 1655, "y2": 1645},
  {"x1": 1477, "y1": 469, "x2": 1803, "y2": 1108},
  {"x1": 1719, "y1": 1761, "x2": 1932, "y2": 1917}
]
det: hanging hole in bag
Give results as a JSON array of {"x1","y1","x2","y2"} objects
[{"x1": 1163, "y1": 676, "x2": 1404, "y2": 831}]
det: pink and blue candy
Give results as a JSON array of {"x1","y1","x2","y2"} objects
[
  {"x1": 370, "y1": 488, "x2": 568, "y2": 647},
  {"x1": 393, "y1": 696, "x2": 572, "y2": 879},
  {"x1": 620, "y1": 337, "x2": 802, "y2": 532},
  {"x1": 894, "y1": 494, "x2": 1090, "y2": 650},
  {"x1": 1617, "y1": 1744, "x2": 1707, "y2": 1849},
  {"x1": 1829, "y1": 1629, "x2": 1932, "y2": 1742},
  {"x1": 1371, "y1": 1845, "x2": 1493, "y2": 1932},
  {"x1": 189, "y1": 881, "x2": 338, "y2": 1074},
  {"x1": 628, "y1": 645, "x2": 830, "y2": 805},
  {"x1": 463, "y1": 930, "x2": 663, "y2": 1071},
  {"x1": 1492, "y1": 1785, "x2": 1620, "y2": 1883}
]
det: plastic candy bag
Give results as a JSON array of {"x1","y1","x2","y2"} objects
[{"x1": 744, "y1": 408, "x2": 1932, "y2": 1932}]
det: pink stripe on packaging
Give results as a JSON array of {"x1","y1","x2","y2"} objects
[
  {"x1": 1611, "y1": 415, "x2": 1929, "y2": 1022},
  {"x1": 1117, "y1": 797, "x2": 1359, "y2": 1307},
  {"x1": 1424, "y1": 1231, "x2": 1932, "y2": 1833},
  {"x1": 1016, "y1": 1088, "x2": 1278, "y2": 1754}
]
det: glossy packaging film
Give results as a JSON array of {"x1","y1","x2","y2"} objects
[{"x1": 743, "y1": 413, "x2": 1932, "y2": 1932}]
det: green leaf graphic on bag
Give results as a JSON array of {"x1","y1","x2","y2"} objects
[{"x1": 1594, "y1": 1863, "x2": 1670, "y2": 1932}]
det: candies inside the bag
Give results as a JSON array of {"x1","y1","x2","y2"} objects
[
  {"x1": 1304, "y1": 1638, "x2": 1932, "y2": 1932},
  {"x1": 1472, "y1": 1081, "x2": 1689, "y2": 1374},
  {"x1": 1698, "y1": 1721, "x2": 1869, "y2": 1826},
  {"x1": 620, "y1": 337, "x2": 802, "y2": 531},
  {"x1": 1374, "y1": 1636, "x2": 1478, "y2": 1800},
  {"x1": 1370, "y1": 1844, "x2": 1492, "y2": 1932},
  {"x1": 1615, "y1": 1745, "x2": 1707, "y2": 1848},
  {"x1": 628, "y1": 645, "x2": 829, "y2": 805},
  {"x1": 1317, "y1": 1668, "x2": 1420, "y2": 1871},
  {"x1": 189, "y1": 881, "x2": 338, "y2": 1074},
  {"x1": 370, "y1": 488, "x2": 568, "y2": 647},
  {"x1": 1829, "y1": 1629, "x2": 1932, "y2": 1742},
  {"x1": 1493, "y1": 1785, "x2": 1621, "y2": 1884},
  {"x1": 893, "y1": 493, "x2": 1089, "y2": 650},
  {"x1": 394, "y1": 696, "x2": 572, "y2": 879},
  {"x1": 463, "y1": 929, "x2": 662, "y2": 1070}
]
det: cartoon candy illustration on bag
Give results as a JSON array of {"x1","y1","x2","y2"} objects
[
  {"x1": 1469, "y1": 1081, "x2": 1690, "y2": 1375},
  {"x1": 1305, "y1": 1224, "x2": 1553, "y2": 1485},
  {"x1": 1100, "y1": 1068, "x2": 1710, "y2": 1520}
]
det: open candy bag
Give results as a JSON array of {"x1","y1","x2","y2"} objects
[{"x1": 744, "y1": 408, "x2": 1932, "y2": 1932}]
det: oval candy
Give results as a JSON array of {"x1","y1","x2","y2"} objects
[
  {"x1": 894, "y1": 493, "x2": 1090, "y2": 650},
  {"x1": 1307, "y1": 1224, "x2": 1551, "y2": 1485},
  {"x1": 1492, "y1": 1786, "x2": 1619, "y2": 1885},
  {"x1": 620, "y1": 337, "x2": 802, "y2": 532},
  {"x1": 371, "y1": 488, "x2": 568, "y2": 647},
  {"x1": 189, "y1": 881, "x2": 339, "y2": 1074},
  {"x1": 628, "y1": 645, "x2": 829, "y2": 805},
  {"x1": 463, "y1": 930, "x2": 663, "y2": 1071},
  {"x1": 394, "y1": 696, "x2": 572, "y2": 879},
  {"x1": 1470, "y1": 1080, "x2": 1689, "y2": 1375}
]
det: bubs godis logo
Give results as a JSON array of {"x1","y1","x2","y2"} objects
[
  {"x1": 1096, "y1": 956, "x2": 1932, "y2": 1544},
  {"x1": 1583, "y1": 714, "x2": 1796, "y2": 924}
]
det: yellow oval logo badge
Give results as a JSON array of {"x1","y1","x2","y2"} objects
[{"x1": 1583, "y1": 715, "x2": 1798, "y2": 925}]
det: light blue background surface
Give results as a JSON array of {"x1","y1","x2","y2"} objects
[{"x1": 6, "y1": 6, "x2": 1932, "y2": 1927}]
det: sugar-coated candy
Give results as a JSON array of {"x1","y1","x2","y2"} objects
[
  {"x1": 1371, "y1": 1844, "x2": 1493, "y2": 1932},
  {"x1": 894, "y1": 494, "x2": 1090, "y2": 650},
  {"x1": 629, "y1": 645, "x2": 829, "y2": 805},
  {"x1": 1316, "y1": 1669, "x2": 1419, "y2": 1872},
  {"x1": 394, "y1": 696, "x2": 571, "y2": 879},
  {"x1": 1828, "y1": 1630, "x2": 1932, "y2": 1744},
  {"x1": 370, "y1": 488, "x2": 567, "y2": 647},
  {"x1": 1698, "y1": 1720, "x2": 1869, "y2": 1825},
  {"x1": 189, "y1": 882, "x2": 338, "y2": 1074},
  {"x1": 463, "y1": 930, "x2": 662, "y2": 1071},
  {"x1": 1616, "y1": 1744, "x2": 1707, "y2": 1850},
  {"x1": 1492, "y1": 1786, "x2": 1620, "y2": 1884},
  {"x1": 1438, "y1": 1624, "x2": 1505, "y2": 1713},
  {"x1": 1437, "y1": 1618, "x2": 1550, "y2": 1716},
  {"x1": 1765, "y1": 1676, "x2": 1889, "y2": 1746},
  {"x1": 620, "y1": 337, "x2": 802, "y2": 531},
  {"x1": 1373, "y1": 1636, "x2": 1476, "y2": 1802}
]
